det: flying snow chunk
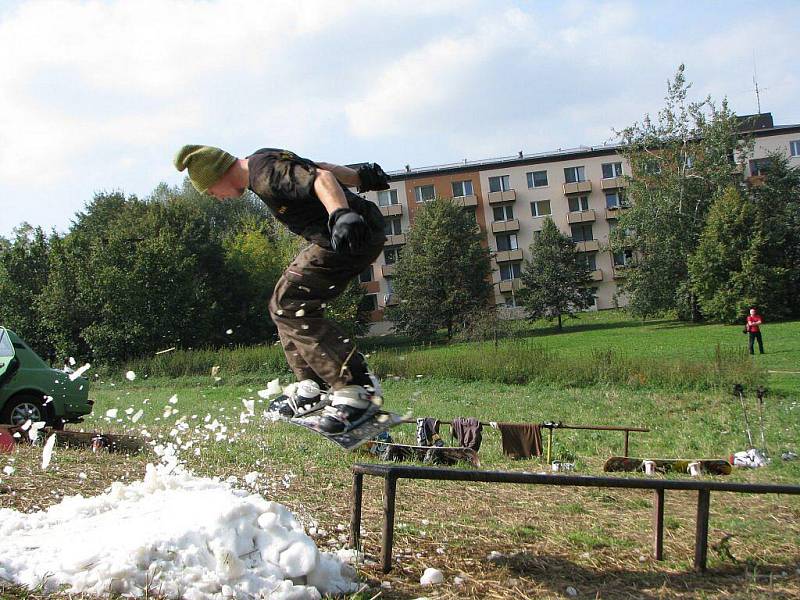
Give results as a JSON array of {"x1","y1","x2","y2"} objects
[
  {"x1": 168, "y1": 395, "x2": 178, "y2": 405},
  {"x1": 242, "y1": 399, "x2": 255, "y2": 416},
  {"x1": 41, "y1": 434, "x2": 56, "y2": 470},
  {"x1": 226, "y1": 329, "x2": 234, "y2": 335},
  {"x1": 420, "y1": 567, "x2": 444, "y2": 585},
  {"x1": 68, "y1": 357, "x2": 76, "y2": 366},
  {"x1": 68, "y1": 363, "x2": 91, "y2": 381},
  {"x1": 2, "y1": 465, "x2": 13, "y2": 476},
  {"x1": 105, "y1": 409, "x2": 118, "y2": 419},
  {"x1": 295, "y1": 309, "x2": 306, "y2": 317},
  {"x1": 28, "y1": 422, "x2": 45, "y2": 442},
  {"x1": 257, "y1": 378, "x2": 283, "y2": 399},
  {"x1": 131, "y1": 410, "x2": 144, "y2": 423},
  {"x1": 125, "y1": 371, "x2": 136, "y2": 381}
]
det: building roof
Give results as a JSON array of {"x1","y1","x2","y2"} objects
[{"x1": 386, "y1": 114, "x2": 800, "y2": 181}]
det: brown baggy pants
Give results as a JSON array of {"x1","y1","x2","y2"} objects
[{"x1": 269, "y1": 229, "x2": 385, "y2": 390}]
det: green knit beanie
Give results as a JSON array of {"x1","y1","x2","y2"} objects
[{"x1": 173, "y1": 144, "x2": 238, "y2": 193}]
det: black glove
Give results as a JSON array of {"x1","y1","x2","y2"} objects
[
  {"x1": 329, "y1": 208, "x2": 371, "y2": 254},
  {"x1": 357, "y1": 163, "x2": 390, "y2": 193}
]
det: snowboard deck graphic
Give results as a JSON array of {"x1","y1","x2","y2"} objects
[
  {"x1": 287, "y1": 405, "x2": 407, "y2": 451},
  {"x1": 603, "y1": 456, "x2": 732, "y2": 476}
]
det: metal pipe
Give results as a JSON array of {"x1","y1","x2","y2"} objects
[
  {"x1": 653, "y1": 489, "x2": 664, "y2": 560},
  {"x1": 381, "y1": 475, "x2": 398, "y2": 573},
  {"x1": 352, "y1": 464, "x2": 800, "y2": 495},
  {"x1": 349, "y1": 472, "x2": 363, "y2": 552},
  {"x1": 624, "y1": 430, "x2": 630, "y2": 457},
  {"x1": 695, "y1": 489, "x2": 711, "y2": 572}
]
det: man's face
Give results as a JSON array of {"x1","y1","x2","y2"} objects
[
  {"x1": 750, "y1": 309, "x2": 756, "y2": 316},
  {"x1": 207, "y1": 174, "x2": 245, "y2": 200}
]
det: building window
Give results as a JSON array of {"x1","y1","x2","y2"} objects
[
  {"x1": 488, "y1": 175, "x2": 511, "y2": 192},
  {"x1": 570, "y1": 223, "x2": 594, "y2": 242},
  {"x1": 530, "y1": 200, "x2": 551, "y2": 217},
  {"x1": 359, "y1": 294, "x2": 377, "y2": 311},
  {"x1": 359, "y1": 265, "x2": 374, "y2": 283},
  {"x1": 500, "y1": 262, "x2": 522, "y2": 281},
  {"x1": 790, "y1": 140, "x2": 800, "y2": 157},
  {"x1": 605, "y1": 191, "x2": 627, "y2": 209},
  {"x1": 564, "y1": 166, "x2": 586, "y2": 184},
  {"x1": 414, "y1": 184, "x2": 436, "y2": 203},
  {"x1": 384, "y1": 246, "x2": 402, "y2": 265},
  {"x1": 750, "y1": 158, "x2": 773, "y2": 177},
  {"x1": 384, "y1": 217, "x2": 402, "y2": 236},
  {"x1": 504, "y1": 296, "x2": 517, "y2": 308},
  {"x1": 588, "y1": 286, "x2": 599, "y2": 308},
  {"x1": 493, "y1": 204, "x2": 514, "y2": 221},
  {"x1": 568, "y1": 196, "x2": 590, "y2": 212},
  {"x1": 642, "y1": 159, "x2": 661, "y2": 175},
  {"x1": 601, "y1": 162, "x2": 623, "y2": 179},
  {"x1": 496, "y1": 233, "x2": 519, "y2": 252},
  {"x1": 377, "y1": 189, "x2": 399, "y2": 206},
  {"x1": 527, "y1": 170, "x2": 548, "y2": 188},
  {"x1": 613, "y1": 249, "x2": 633, "y2": 267},
  {"x1": 579, "y1": 252, "x2": 597, "y2": 271},
  {"x1": 451, "y1": 180, "x2": 474, "y2": 197}
]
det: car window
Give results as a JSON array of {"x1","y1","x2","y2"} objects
[{"x1": 0, "y1": 329, "x2": 13, "y2": 357}]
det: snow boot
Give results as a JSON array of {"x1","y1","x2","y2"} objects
[
  {"x1": 317, "y1": 384, "x2": 381, "y2": 434},
  {"x1": 269, "y1": 379, "x2": 329, "y2": 418}
]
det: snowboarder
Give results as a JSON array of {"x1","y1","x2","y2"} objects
[
  {"x1": 174, "y1": 145, "x2": 389, "y2": 433},
  {"x1": 744, "y1": 307, "x2": 764, "y2": 355}
]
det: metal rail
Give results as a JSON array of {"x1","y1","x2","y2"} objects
[{"x1": 349, "y1": 464, "x2": 800, "y2": 574}]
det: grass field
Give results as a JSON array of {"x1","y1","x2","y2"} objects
[{"x1": 2, "y1": 311, "x2": 799, "y2": 599}]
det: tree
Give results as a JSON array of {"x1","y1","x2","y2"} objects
[
  {"x1": 613, "y1": 64, "x2": 753, "y2": 320},
  {"x1": 518, "y1": 217, "x2": 594, "y2": 330},
  {"x1": 688, "y1": 187, "x2": 785, "y2": 322},
  {"x1": 386, "y1": 198, "x2": 492, "y2": 340},
  {"x1": 0, "y1": 224, "x2": 52, "y2": 358}
]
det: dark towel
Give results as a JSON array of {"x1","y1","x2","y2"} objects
[
  {"x1": 498, "y1": 423, "x2": 542, "y2": 459},
  {"x1": 451, "y1": 417, "x2": 483, "y2": 451},
  {"x1": 416, "y1": 418, "x2": 441, "y2": 446}
]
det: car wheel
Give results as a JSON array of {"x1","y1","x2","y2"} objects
[{"x1": 0, "y1": 395, "x2": 47, "y2": 427}]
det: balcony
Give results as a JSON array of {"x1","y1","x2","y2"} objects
[
  {"x1": 605, "y1": 206, "x2": 628, "y2": 220},
  {"x1": 567, "y1": 210, "x2": 596, "y2": 224},
  {"x1": 562, "y1": 180, "x2": 592, "y2": 195},
  {"x1": 379, "y1": 204, "x2": 402, "y2": 217},
  {"x1": 498, "y1": 279, "x2": 523, "y2": 293},
  {"x1": 487, "y1": 189, "x2": 517, "y2": 204},
  {"x1": 452, "y1": 194, "x2": 478, "y2": 207},
  {"x1": 495, "y1": 249, "x2": 524, "y2": 262},
  {"x1": 381, "y1": 264, "x2": 396, "y2": 277},
  {"x1": 574, "y1": 240, "x2": 600, "y2": 252},
  {"x1": 590, "y1": 269, "x2": 603, "y2": 281},
  {"x1": 385, "y1": 233, "x2": 406, "y2": 246},
  {"x1": 491, "y1": 219, "x2": 520, "y2": 233},
  {"x1": 600, "y1": 176, "x2": 627, "y2": 190}
]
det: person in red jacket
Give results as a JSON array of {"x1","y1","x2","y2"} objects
[{"x1": 744, "y1": 307, "x2": 764, "y2": 355}]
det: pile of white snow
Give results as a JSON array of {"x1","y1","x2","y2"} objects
[{"x1": 0, "y1": 464, "x2": 359, "y2": 599}]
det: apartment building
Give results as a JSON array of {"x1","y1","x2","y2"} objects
[{"x1": 356, "y1": 114, "x2": 800, "y2": 327}]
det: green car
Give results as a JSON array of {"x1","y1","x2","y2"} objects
[{"x1": 0, "y1": 327, "x2": 93, "y2": 427}]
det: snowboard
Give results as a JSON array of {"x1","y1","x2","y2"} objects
[
  {"x1": 364, "y1": 441, "x2": 480, "y2": 467},
  {"x1": 603, "y1": 456, "x2": 732, "y2": 476},
  {"x1": 286, "y1": 403, "x2": 407, "y2": 451}
]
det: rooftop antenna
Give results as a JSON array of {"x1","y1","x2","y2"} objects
[{"x1": 752, "y1": 49, "x2": 762, "y2": 114}]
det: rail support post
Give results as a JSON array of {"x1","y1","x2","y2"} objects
[
  {"x1": 624, "y1": 430, "x2": 630, "y2": 457},
  {"x1": 381, "y1": 474, "x2": 398, "y2": 573},
  {"x1": 652, "y1": 489, "x2": 664, "y2": 560},
  {"x1": 694, "y1": 489, "x2": 710, "y2": 572},
  {"x1": 349, "y1": 472, "x2": 363, "y2": 552}
]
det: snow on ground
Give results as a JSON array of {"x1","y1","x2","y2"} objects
[{"x1": 0, "y1": 462, "x2": 360, "y2": 599}]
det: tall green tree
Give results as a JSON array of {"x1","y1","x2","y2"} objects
[
  {"x1": 688, "y1": 187, "x2": 785, "y2": 322},
  {"x1": 613, "y1": 64, "x2": 753, "y2": 320},
  {"x1": 0, "y1": 224, "x2": 52, "y2": 358},
  {"x1": 518, "y1": 217, "x2": 594, "y2": 330},
  {"x1": 387, "y1": 198, "x2": 492, "y2": 340}
]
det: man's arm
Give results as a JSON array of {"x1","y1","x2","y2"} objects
[{"x1": 315, "y1": 162, "x2": 360, "y2": 188}]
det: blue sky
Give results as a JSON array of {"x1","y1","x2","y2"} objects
[{"x1": 1, "y1": 0, "x2": 799, "y2": 238}]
